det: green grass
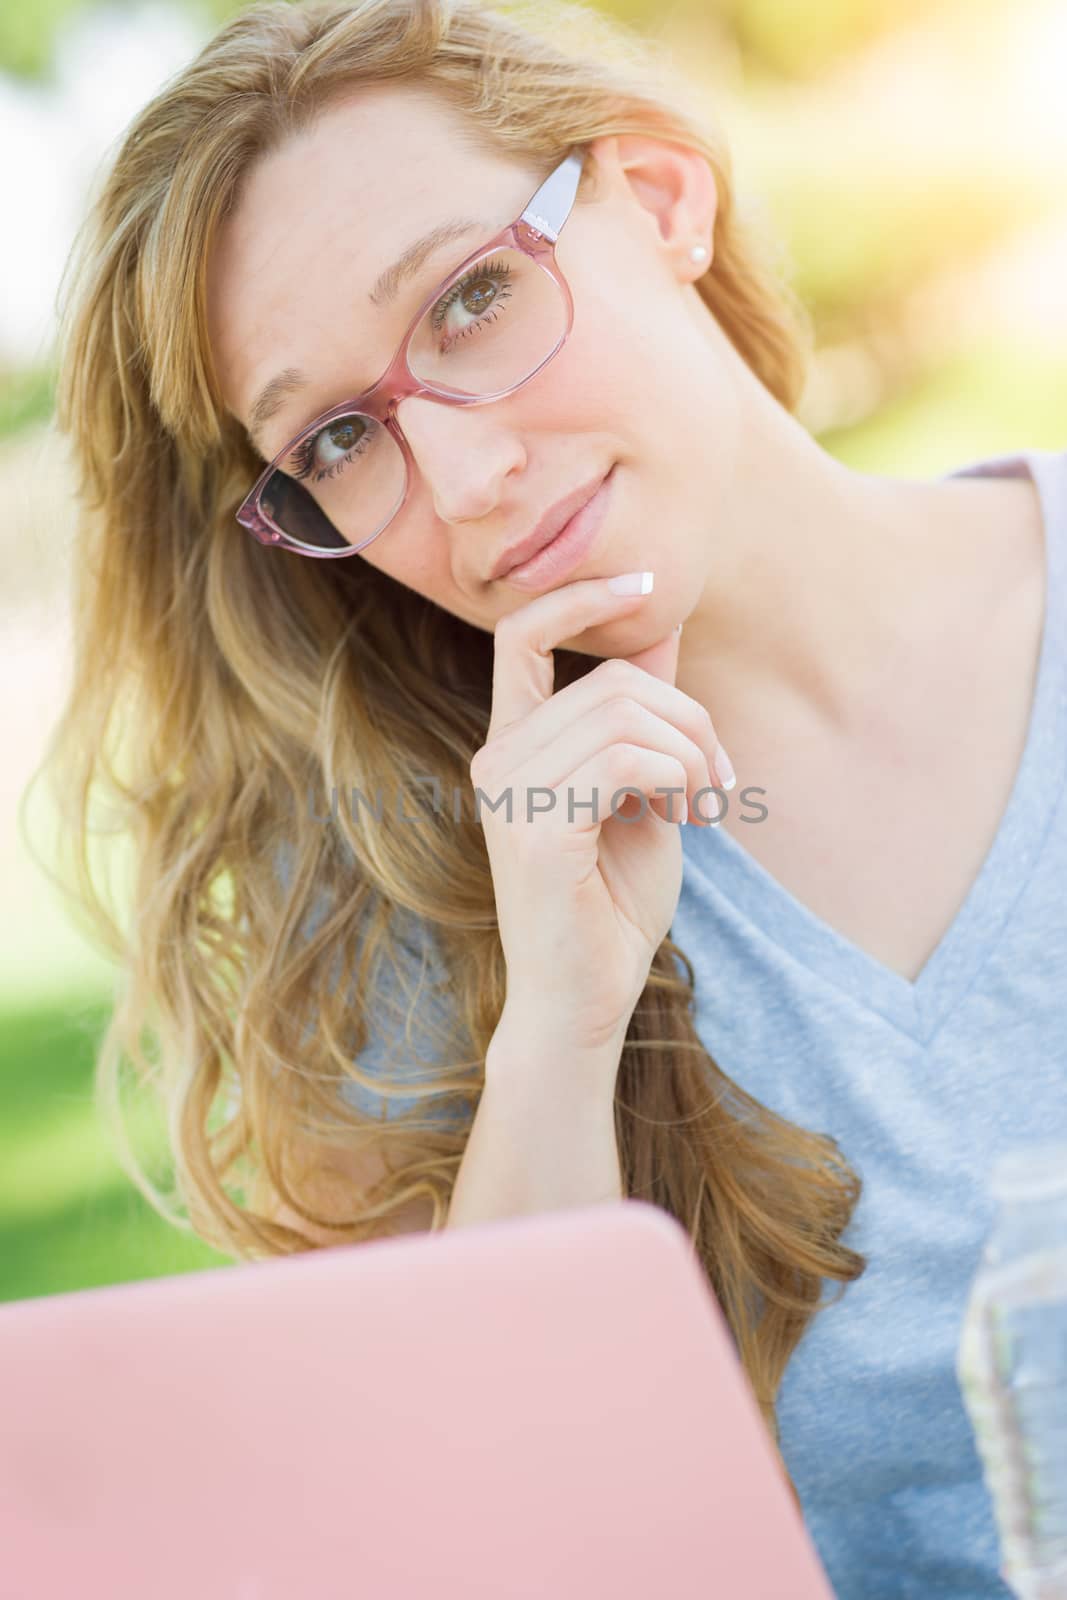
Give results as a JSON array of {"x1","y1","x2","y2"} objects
[{"x1": 0, "y1": 990, "x2": 232, "y2": 1304}]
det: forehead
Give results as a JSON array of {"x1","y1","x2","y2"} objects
[{"x1": 206, "y1": 86, "x2": 536, "y2": 435}]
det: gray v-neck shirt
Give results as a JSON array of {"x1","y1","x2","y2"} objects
[{"x1": 674, "y1": 447, "x2": 1067, "y2": 1598}]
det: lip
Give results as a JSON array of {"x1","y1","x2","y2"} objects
[
  {"x1": 489, "y1": 468, "x2": 613, "y2": 584},
  {"x1": 494, "y1": 466, "x2": 615, "y2": 592}
]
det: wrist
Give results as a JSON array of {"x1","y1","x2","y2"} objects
[{"x1": 486, "y1": 1003, "x2": 627, "y2": 1095}]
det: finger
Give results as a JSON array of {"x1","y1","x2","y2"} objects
[
  {"x1": 547, "y1": 744, "x2": 691, "y2": 834},
  {"x1": 615, "y1": 624, "x2": 733, "y2": 788},
  {"x1": 481, "y1": 630, "x2": 726, "y2": 792},
  {"x1": 503, "y1": 699, "x2": 714, "y2": 826},
  {"x1": 487, "y1": 575, "x2": 655, "y2": 742}
]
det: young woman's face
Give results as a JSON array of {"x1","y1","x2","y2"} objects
[{"x1": 207, "y1": 84, "x2": 737, "y2": 647}]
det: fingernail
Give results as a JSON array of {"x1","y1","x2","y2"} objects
[
  {"x1": 716, "y1": 746, "x2": 737, "y2": 791},
  {"x1": 607, "y1": 570, "x2": 654, "y2": 596},
  {"x1": 680, "y1": 796, "x2": 688, "y2": 825},
  {"x1": 673, "y1": 622, "x2": 683, "y2": 636}
]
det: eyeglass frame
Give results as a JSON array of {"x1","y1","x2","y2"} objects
[{"x1": 234, "y1": 147, "x2": 586, "y2": 559}]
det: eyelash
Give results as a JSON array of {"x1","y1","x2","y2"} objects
[
  {"x1": 288, "y1": 258, "x2": 514, "y2": 484},
  {"x1": 288, "y1": 421, "x2": 371, "y2": 483}
]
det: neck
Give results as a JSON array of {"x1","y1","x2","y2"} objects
[{"x1": 674, "y1": 366, "x2": 1027, "y2": 745}]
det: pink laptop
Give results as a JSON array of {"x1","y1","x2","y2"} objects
[{"x1": 0, "y1": 1199, "x2": 834, "y2": 1599}]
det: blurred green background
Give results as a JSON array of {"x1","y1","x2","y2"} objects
[{"x1": 3, "y1": 0, "x2": 1065, "y2": 1304}]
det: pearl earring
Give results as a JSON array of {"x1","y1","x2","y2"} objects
[{"x1": 689, "y1": 243, "x2": 709, "y2": 265}]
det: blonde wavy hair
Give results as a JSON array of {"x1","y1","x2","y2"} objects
[{"x1": 29, "y1": 0, "x2": 865, "y2": 1484}]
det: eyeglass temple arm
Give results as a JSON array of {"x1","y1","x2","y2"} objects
[{"x1": 520, "y1": 150, "x2": 584, "y2": 242}]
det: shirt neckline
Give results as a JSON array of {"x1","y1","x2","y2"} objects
[{"x1": 680, "y1": 449, "x2": 1067, "y2": 1044}]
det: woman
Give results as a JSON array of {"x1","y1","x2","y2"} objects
[{"x1": 36, "y1": 0, "x2": 1064, "y2": 1594}]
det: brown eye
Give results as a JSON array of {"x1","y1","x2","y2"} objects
[
  {"x1": 328, "y1": 418, "x2": 365, "y2": 451},
  {"x1": 460, "y1": 277, "x2": 497, "y2": 315}
]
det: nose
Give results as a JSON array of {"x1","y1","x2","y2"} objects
[{"x1": 395, "y1": 393, "x2": 525, "y2": 525}]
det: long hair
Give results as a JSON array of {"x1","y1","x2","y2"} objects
[{"x1": 28, "y1": 0, "x2": 865, "y2": 1481}]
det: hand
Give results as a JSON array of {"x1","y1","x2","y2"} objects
[{"x1": 470, "y1": 574, "x2": 730, "y2": 1061}]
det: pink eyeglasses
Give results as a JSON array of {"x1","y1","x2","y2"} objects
[{"x1": 235, "y1": 148, "x2": 586, "y2": 559}]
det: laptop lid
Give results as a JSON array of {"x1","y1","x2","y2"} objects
[{"x1": 0, "y1": 1199, "x2": 834, "y2": 1599}]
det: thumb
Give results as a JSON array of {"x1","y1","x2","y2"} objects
[{"x1": 620, "y1": 620, "x2": 683, "y2": 686}]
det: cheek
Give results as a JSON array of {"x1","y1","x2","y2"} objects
[
  {"x1": 561, "y1": 290, "x2": 636, "y2": 399},
  {"x1": 358, "y1": 530, "x2": 454, "y2": 603},
  {"x1": 561, "y1": 270, "x2": 694, "y2": 424}
]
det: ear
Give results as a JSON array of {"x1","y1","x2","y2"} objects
[{"x1": 586, "y1": 133, "x2": 718, "y2": 267}]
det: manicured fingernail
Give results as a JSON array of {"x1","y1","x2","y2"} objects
[
  {"x1": 716, "y1": 746, "x2": 737, "y2": 791},
  {"x1": 607, "y1": 570, "x2": 654, "y2": 595},
  {"x1": 680, "y1": 795, "x2": 688, "y2": 825}
]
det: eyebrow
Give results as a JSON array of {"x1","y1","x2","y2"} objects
[{"x1": 245, "y1": 217, "x2": 488, "y2": 457}]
